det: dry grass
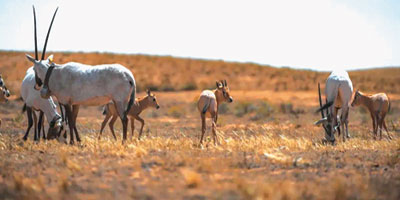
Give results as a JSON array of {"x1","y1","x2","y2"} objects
[
  {"x1": 0, "y1": 51, "x2": 400, "y2": 199},
  {"x1": 0, "y1": 89, "x2": 399, "y2": 199}
]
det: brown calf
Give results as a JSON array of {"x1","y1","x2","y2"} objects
[
  {"x1": 197, "y1": 80, "x2": 233, "y2": 145},
  {"x1": 99, "y1": 89, "x2": 160, "y2": 140},
  {"x1": 351, "y1": 90, "x2": 392, "y2": 140}
]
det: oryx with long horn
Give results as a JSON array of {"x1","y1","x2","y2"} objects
[
  {"x1": 21, "y1": 67, "x2": 66, "y2": 141},
  {"x1": 314, "y1": 70, "x2": 353, "y2": 143},
  {"x1": 26, "y1": 6, "x2": 136, "y2": 144}
]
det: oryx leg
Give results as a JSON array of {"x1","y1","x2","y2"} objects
[
  {"x1": 130, "y1": 117, "x2": 135, "y2": 139},
  {"x1": 99, "y1": 112, "x2": 112, "y2": 140},
  {"x1": 108, "y1": 115, "x2": 118, "y2": 140},
  {"x1": 382, "y1": 119, "x2": 393, "y2": 140},
  {"x1": 72, "y1": 105, "x2": 81, "y2": 142},
  {"x1": 343, "y1": 107, "x2": 350, "y2": 139},
  {"x1": 64, "y1": 105, "x2": 75, "y2": 145},
  {"x1": 200, "y1": 113, "x2": 206, "y2": 145},
  {"x1": 134, "y1": 115, "x2": 145, "y2": 140},
  {"x1": 211, "y1": 114, "x2": 218, "y2": 145},
  {"x1": 370, "y1": 113, "x2": 377, "y2": 139},
  {"x1": 330, "y1": 106, "x2": 337, "y2": 143},
  {"x1": 113, "y1": 101, "x2": 128, "y2": 143},
  {"x1": 23, "y1": 107, "x2": 34, "y2": 141},
  {"x1": 33, "y1": 111, "x2": 38, "y2": 141},
  {"x1": 38, "y1": 111, "x2": 44, "y2": 140}
]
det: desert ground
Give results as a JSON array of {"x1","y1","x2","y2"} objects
[{"x1": 0, "y1": 51, "x2": 399, "y2": 199}]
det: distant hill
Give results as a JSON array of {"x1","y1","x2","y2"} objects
[{"x1": 0, "y1": 51, "x2": 399, "y2": 95}]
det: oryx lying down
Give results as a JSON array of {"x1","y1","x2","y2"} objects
[
  {"x1": 21, "y1": 67, "x2": 65, "y2": 141},
  {"x1": 315, "y1": 70, "x2": 353, "y2": 143},
  {"x1": 26, "y1": 6, "x2": 136, "y2": 144}
]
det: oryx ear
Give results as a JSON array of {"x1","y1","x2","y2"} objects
[
  {"x1": 47, "y1": 54, "x2": 54, "y2": 63},
  {"x1": 146, "y1": 89, "x2": 150, "y2": 96},
  {"x1": 314, "y1": 117, "x2": 328, "y2": 126},
  {"x1": 26, "y1": 54, "x2": 36, "y2": 63}
]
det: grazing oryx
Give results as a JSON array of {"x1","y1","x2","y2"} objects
[
  {"x1": 0, "y1": 74, "x2": 10, "y2": 102},
  {"x1": 99, "y1": 89, "x2": 160, "y2": 140},
  {"x1": 0, "y1": 81, "x2": 10, "y2": 127},
  {"x1": 351, "y1": 90, "x2": 393, "y2": 140},
  {"x1": 0, "y1": 86, "x2": 10, "y2": 103},
  {"x1": 26, "y1": 6, "x2": 136, "y2": 144},
  {"x1": 197, "y1": 80, "x2": 233, "y2": 145},
  {"x1": 315, "y1": 70, "x2": 353, "y2": 143},
  {"x1": 21, "y1": 67, "x2": 65, "y2": 141}
]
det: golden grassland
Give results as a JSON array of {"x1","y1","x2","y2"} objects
[
  {"x1": 0, "y1": 51, "x2": 400, "y2": 199},
  {"x1": 1, "y1": 51, "x2": 400, "y2": 95},
  {"x1": 0, "y1": 89, "x2": 400, "y2": 199}
]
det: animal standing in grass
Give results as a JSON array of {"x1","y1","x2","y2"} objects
[
  {"x1": 99, "y1": 89, "x2": 160, "y2": 140},
  {"x1": 351, "y1": 90, "x2": 392, "y2": 140},
  {"x1": 315, "y1": 70, "x2": 353, "y2": 143},
  {"x1": 21, "y1": 67, "x2": 65, "y2": 141},
  {"x1": 26, "y1": 6, "x2": 136, "y2": 144},
  {"x1": 197, "y1": 80, "x2": 233, "y2": 145},
  {"x1": 0, "y1": 74, "x2": 10, "y2": 127}
]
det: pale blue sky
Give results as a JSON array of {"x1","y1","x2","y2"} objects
[{"x1": 0, "y1": 0, "x2": 399, "y2": 71}]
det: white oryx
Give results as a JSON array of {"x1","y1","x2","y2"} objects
[
  {"x1": 26, "y1": 6, "x2": 136, "y2": 144},
  {"x1": 21, "y1": 67, "x2": 65, "y2": 141},
  {"x1": 315, "y1": 70, "x2": 353, "y2": 143}
]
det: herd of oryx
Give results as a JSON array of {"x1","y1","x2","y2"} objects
[{"x1": 0, "y1": 6, "x2": 394, "y2": 145}]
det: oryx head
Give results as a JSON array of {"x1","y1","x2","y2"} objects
[
  {"x1": 351, "y1": 89, "x2": 362, "y2": 107},
  {"x1": 25, "y1": 6, "x2": 58, "y2": 99},
  {"x1": 314, "y1": 82, "x2": 338, "y2": 143},
  {"x1": 215, "y1": 80, "x2": 233, "y2": 103},
  {"x1": 0, "y1": 86, "x2": 10, "y2": 103},
  {"x1": 0, "y1": 74, "x2": 4, "y2": 88},
  {"x1": 144, "y1": 89, "x2": 160, "y2": 109},
  {"x1": 46, "y1": 115, "x2": 65, "y2": 140}
]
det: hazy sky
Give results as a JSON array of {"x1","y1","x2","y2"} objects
[{"x1": 0, "y1": 0, "x2": 399, "y2": 71}]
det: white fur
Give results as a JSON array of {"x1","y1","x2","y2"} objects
[
  {"x1": 318, "y1": 70, "x2": 353, "y2": 142},
  {"x1": 21, "y1": 67, "x2": 61, "y2": 125},
  {"x1": 27, "y1": 55, "x2": 136, "y2": 120}
]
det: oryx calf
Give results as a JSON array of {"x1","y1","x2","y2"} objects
[
  {"x1": 351, "y1": 90, "x2": 392, "y2": 140},
  {"x1": 315, "y1": 70, "x2": 353, "y2": 143},
  {"x1": 99, "y1": 89, "x2": 160, "y2": 140},
  {"x1": 197, "y1": 80, "x2": 233, "y2": 145},
  {"x1": 26, "y1": 6, "x2": 136, "y2": 144},
  {"x1": 21, "y1": 67, "x2": 65, "y2": 141}
]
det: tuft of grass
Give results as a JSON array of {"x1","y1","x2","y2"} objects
[{"x1": 181, "y1": 168, "x2": 202, "y2": 188}]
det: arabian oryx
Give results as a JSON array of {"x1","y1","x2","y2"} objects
[
  {"x1": 21, "y1": 67, "x2": 66, "y2": 141},
  {"x1": 351, "y1": 90, "x2": 393, "y2": 140},
  {"x1": 0, "y1": 82, "x2": 10, "y2": 128},
  {"x1": 315, "y1": 70, "x2": 353, "y2": 143},
  {"x1": 197, "y1": 80, "x2": 233, "y2": 145},
  {"x1": 26, "y1": 6, "x2": 136, "y2": 144},
  {"x1": 99, "y1": 89, "x2": 160, "y2": 140},
  {"x1": 0, "y1": 74, "x2": 10, "y2": 102}
]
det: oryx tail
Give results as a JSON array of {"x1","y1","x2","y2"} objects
[{"x1": 202, "y1": 98, "x2": 212, "y2": 114}]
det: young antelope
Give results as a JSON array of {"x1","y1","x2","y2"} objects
[
  {"x1": 99, "y1": 89, "x2": 160, "y2": 140},
  {"x1": 197, "y1": 80, "x2": 233, "y2": 145},
  {"x1": 351, "y1": 90, "x2": 392, "y2": 140}
]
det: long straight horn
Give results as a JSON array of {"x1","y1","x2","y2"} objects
[
  {"x1": 41, "y1": 7, "x2": 59, "y2": 60},
  {"x1": 224, "y1": 80, "x2": 227, "y2": 87},
  {"x1": 318, "y1": 83, "x2": 325, "y2": 118},
  {"x1": 32, "y1": 5, "x2": 38, "y2": 60}
]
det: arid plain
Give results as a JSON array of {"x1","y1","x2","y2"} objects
[{"x1": 0, "y1": 51, "x2": 399, "y2": 199}]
